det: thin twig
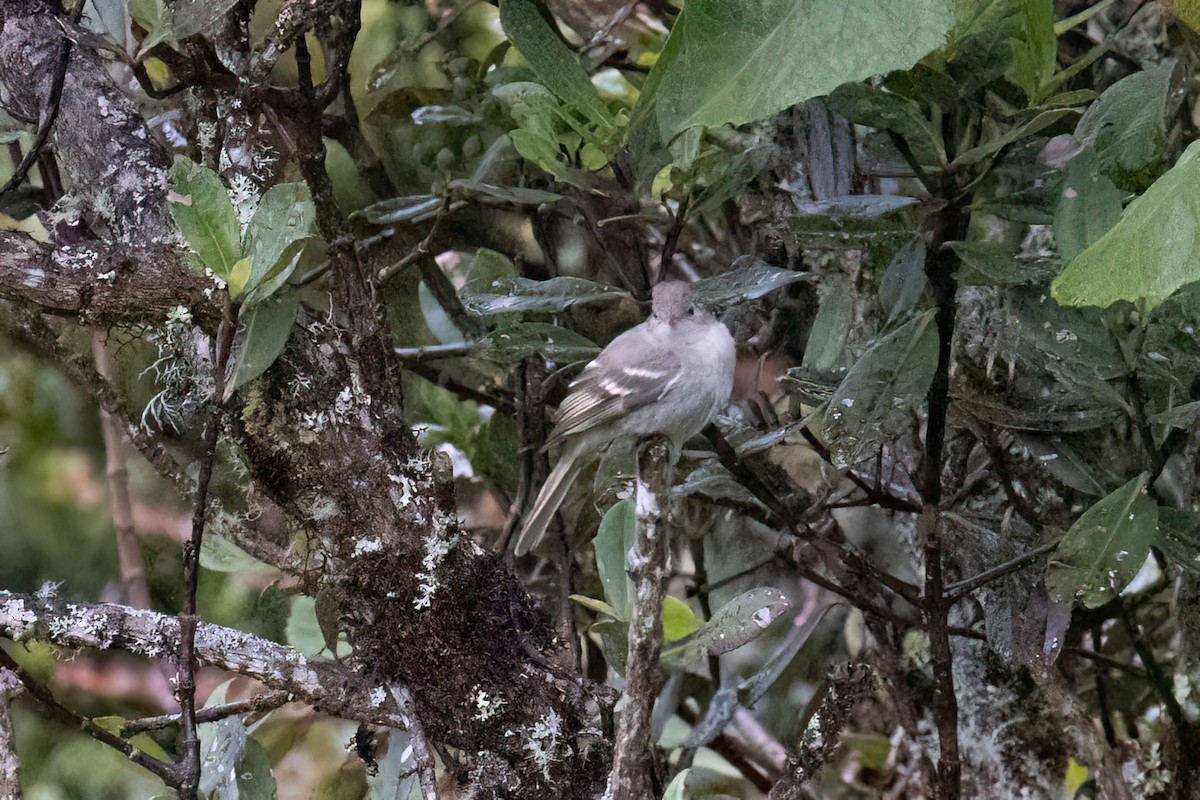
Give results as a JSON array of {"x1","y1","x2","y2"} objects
[
  {"x1": 0, "y1": 650, "x2": 177, "y2": 787},
  {"x1": 388, "y1": 686, "x2": 438, "y2": 800},
  {"x1": 0, "y1": 5, "x2": 77, "y2": 198},
  {"x1": 119, "y1": 691, "x2": 291, "y2": 737},
  {"x1": 606, "y1": 435, "x2": 672, "y2": 800},
  {"x1": 377, "y1": 199, "x2": 451, "y2": 285},
  {"x1": 176, "y1": 318, "x2": 234, "y2": 797},
  {"x1": 93, "y1": 330, "x2": 153, "y2": 609},
  {"x1": 393, "y1": 341, "x2": 481, "y2": 361},
  {"x1": 659, "y1": 195, "x2": 689, "y2": 275},
  {"x1": 945, "y1": 540, "x2": 1059, "y2": 601}
]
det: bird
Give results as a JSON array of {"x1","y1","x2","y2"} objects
[{"x1": 512, "y1": 280, "x2": 737, "y2": 556}]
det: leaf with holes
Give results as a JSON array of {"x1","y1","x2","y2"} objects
[{"x1": 1045, "y1": 473, "x2": 1157, "y2": 608}]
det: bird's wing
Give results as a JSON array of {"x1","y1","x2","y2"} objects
[{"x1": 545, "y1": 325, "x2": 683, "y2": 446}]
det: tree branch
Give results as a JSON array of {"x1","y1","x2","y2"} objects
[
  {"x1": 0, "y1": 668, "x2": 20, "y2": 800},
  {"x1": 606, "y1": 435, "x2": 673, "y2": 800},
  {"x1": 0, "y1": 590, "x2": 409, "y2": 730}
]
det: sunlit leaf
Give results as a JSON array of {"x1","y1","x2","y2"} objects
[
  {"x1": 662, "y1": 595, "x2": 701, "y2": 642},
  {"x1": 1045, "y1": 473, "x2": 1157, "y2": 608},
  {"x1": 653, "y1": 0, "x2": 951, "y2": 142},
  {"x1": 1052, "y1": 141, "x2": 1200, "y2": 310}
]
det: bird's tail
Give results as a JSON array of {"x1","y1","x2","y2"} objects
[{"x1": 512, "y1": 438, "x2": 587, "y2": 556}]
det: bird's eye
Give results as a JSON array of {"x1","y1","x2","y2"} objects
[{"x1": 687, "y1": 307, "x2": 695, "y2": 316}]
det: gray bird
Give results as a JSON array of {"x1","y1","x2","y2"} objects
[{"x1": 513, "y1": 280, "x2": 737, "y2": 556}]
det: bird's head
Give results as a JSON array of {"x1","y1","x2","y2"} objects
[{"x1": 650, "y1": 280, "x2": 701, "y2": 324}]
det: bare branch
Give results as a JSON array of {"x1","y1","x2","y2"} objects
[{"x1": 389, "y1": 685, "x2": 438, "y2": 800}]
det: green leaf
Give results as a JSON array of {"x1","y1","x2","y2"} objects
[
  {"x1": 1053, "y1": 150, "x2": 1123, "y2": 264},
  {"x1": 286, "y1": 595, "x2": 327, "y2": 656},
  {"x1": 168, "y1": 155, "x2": 242, "y2": 279},
  {"x1": 461, "y1": 276, "x2": 628, "y2": 316},
  {"x1": 821, "y1": 310, "x2": 939, "y2": 467},
  {"x1": 1156, "y1": 508, "x2": 1200, "y2": 575},
  {"x1": 200, "y1": 534, "x2": 277, "y2": 576},
  {"x1": 660, "y1": 587, "x2": 790, "y2": 668},
  {"x1": 952, "y1": 109, "x2": 1074, "y2": 167},
  {"x1": 314, "y1": 584, "x2": 342, "y2": 655},
  {"x1": 498, "y1": 0, "x2": 615, "y2": 136},
  {"x1": 878, "y1": 238, "x2": 927, "y2": 323},
  {"x1": 663, "y1": 769, "x2": 691, "y2": 800},
  {"x1": 594, "y1": 500, "x2": 635, "y2": 619},
  {"x1": 224, "y1": 292, "x2": 300, "y2": 400},
  {"x1": 1074, "y1": 60, "x2": 1176, "y2": 192},
  {"x1": 803, "y1": 276, "x2": 853, "y2": 372},
  {"x1": 689, "y1": 258, "x2": 813, "y2": 307},
  {"x1": 653, "y1": 0, "x2": 951, "y2": 143},
  {"x1": 662, "y1": 595, "x2": 701, "y2": 642},
  {"x1": 1052, "y1": 140, "x2": 1200, "y2": 310},
  {"x1": 1006, "y1": 0, "x2": 1056, "y2": 103},
  {"x1": 227, "y1": 257, "x2": 252, "y2": 298},
  {"x1": 242, "y1": 183, "x2": 316, "y2": 302},
  {"x1": 827, "y1": 83, "x2": 945, "y2": 166},
  {"x1": 1045, "y1": 473, "x2": 1158, "y2": 608},
  {"x1": 949, "y1": 241, "x2": 1058, "y2": 286},
  {"x1": 137, "y1": 0, "x2": 240, "y2": 56},
  {"x1": 484, "y1": 322, "x2": 600, "y2": 365}
]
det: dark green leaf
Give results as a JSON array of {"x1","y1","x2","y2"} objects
[
  {"x1": 653, "y1": 0, "x2": 952, "y2": 142},
  {"x1": 952, "y1": 109, "x2": 1074, "y2": 167},
  {"x1": 822, "y1": 310, "x2": 939, "y2": 467},
  {"x1": 1054, "y1": 150, "x2": 1123, "y2": 264},
  {"x1": 1156, "y1": 508, "x2": 1200, "y2": 574},
  {"x1": 1053, "y1": 141, "x2": 1200, "y2": 310},
  {"x1": 168, "y1": 155, "x2": 241, "y2": 279},
  {"x1": 879, "y1": 237, "x2": 927, "y2": 322},
  {"x1": 827, "y1": 83, "x2": 945, "y2": 165},
  {"x1": 224, "y1": 292, "x2": 299, "y2": 399},
  {"x1": 1075, "y1": 60, "x2": 1176, "y2": 192},
  {"x1": 314, "y1": 585, "x2": 342, "y2": 655},
  {"x1": 485, "y1": 322, "x2": 600, "y2": 365},
  {"x1": 498, "y1": 0, "x2": 615, "y2": 136},
  {"x1": 1045, "y1": 473, "x2": 1158, "y2": 608},
  {"x1": 950, "y1": 241, "x2": 1058, "y2": 286},
  {"x1": 242, "y1": 183, "x2": 316, "y2": 302},
  {"x1": 802, "y1": 277, "x2": 853, "y2": 372},
  {"x1": 660, "y1": 587, "x2": 790, "y2": 668},
  {"x1": 793, "y1": 195, "x2": 918, "y2": 218},
  {"x1": 1006, "y1": 0, "x2": 1056, "y2": 102},
  {"x1": 689, "y1": 258, "x2": 813, "y2": 307},
  {"x1": 447, "y1": 179, "x2": 563, "y2": 206}
]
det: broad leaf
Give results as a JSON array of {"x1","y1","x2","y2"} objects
[
  {"x1": 1052, "y1": 140, "x2": 1200, "y2": 310},
  {"x1": 690, "y1": 258, "x2": 812, "y2": 307},
  {"x1": 653, "y1": 0, "x2": 951, "y2": 142},
  {"x1": 1156, "y1": 508, "x2": 1200, "y2": 575},
  {"x1": 224, "y1": 292, "x2": 300, "y2": 399},
  {"x1": 821, "y1": 310, "x2": 939, "y2": 467},
  {"x1": 802, "y1": 276, "x2": 853, "y2": 372},
  {"x1": 461, "y1": 276, "x2": 627, "y2": 315},
  {"x1": 827, "y1": 83, "x2": 945, "y2": 166},
  {"x1": 1074, "y1": 59, "x2": 1176, "y2": 192},
  {"x1": 1045, "y1": 473, "x2": 1158, "y2": 608},
  {"x1": 660, "y1": 587, "x2": 790, "y2": 668},
  {"x1": 1006, "y1": 0, "x2": 1056, "y2": 103},
  {"x1": 952, "y1": 109, "x2": 1074, "y2": 167},
  {"x1": 950, "y1": 241, "x2": 1058, "y2": 286},
  {"x1": 879, "y1": 237, "x2": 927, "y2": 322},
  {"x1": 662, "y1": 595, "x2": 701, "y2": 642},
  {"x1": 594, "y1": 499, "x2": 635, "y2": 619},
  {"x1": 1053, "y1": 150, "x2": 1123, "y2": 263},
  {"x1": 242, "y1": 183, "x2": 316, "y2": 302},
  {"x1": 168, "y1": 156, "x2": 241, "y2": 279}
]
